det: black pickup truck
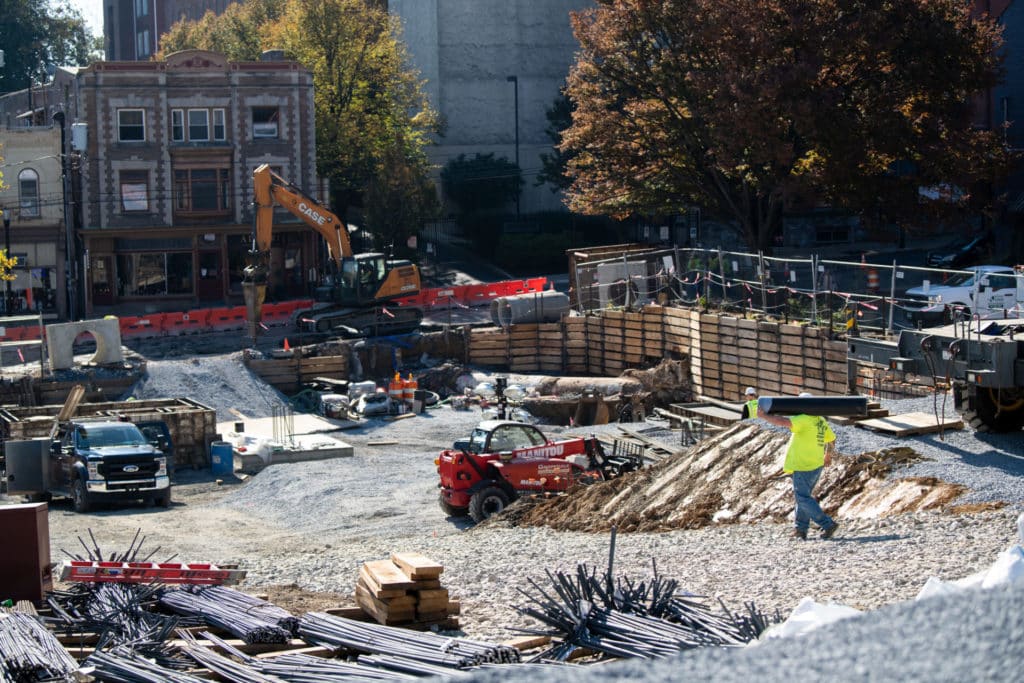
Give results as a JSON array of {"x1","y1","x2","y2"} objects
[{"x1": 3, "y1": 419, "x2": 173, "y2": 512}]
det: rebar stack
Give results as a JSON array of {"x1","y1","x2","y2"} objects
[
  {"x1": 158, "y1": 586, "x2": 293, "y2": 644},
  {"x1": 177, "y1": 630, "x2": 416, "y2": 682},
  {"x1": 85, "y1": 646, "x2": 210, "y2": 683},
  {"x1": 299, "y1": 612, "x2": 521, "y2": 670},
  {"x1": 513, "y1": 538, "x2": 780, "y2": 662},
  {"x1": 0, "y1": 609, "x2": 80, "y2": 682}
]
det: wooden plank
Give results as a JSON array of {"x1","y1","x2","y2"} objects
[
  {"x1": 391, "y1": 552, "x2": 443, "y2": 580},
  {"x1": 357, "y1": 568, "x2": 409, "y2": 599},
  {"x1": 854, "y1": 411, "x2": 964, "y2": 436},
  {"x1": 363, "y1": 560, "x2": 420, "y2": 591}
]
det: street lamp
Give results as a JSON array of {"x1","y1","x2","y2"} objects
[{"x1": 506, "y1": 75, "x2": 520, "y2": 220}]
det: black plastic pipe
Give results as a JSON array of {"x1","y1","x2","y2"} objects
[{"x1": 757, "y1": 396, "x2": 868, "y2": 417}]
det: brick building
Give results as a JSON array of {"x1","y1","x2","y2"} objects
[{"x1": 75, "y1": 48, "x2": 321, "y2": 316}]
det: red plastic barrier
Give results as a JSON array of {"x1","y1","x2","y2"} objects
[
  {"x1": 260, "y1": 302, "x2": 294, "y2": 325},
  {"x1": 119, "y1": 315, "x2": 162, "y2": 339},
  {"x1": 2, "y1": 326, "x2": 26, "y2": 342},
  {"x1": 207, "y1": 306, "x2": 247, "y2": 331},
  {"x1": 21, "y1": 325, "x2": 42, "y2": 340}
]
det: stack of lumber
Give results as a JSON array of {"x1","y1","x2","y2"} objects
[{"x1": 355, "y1": 553, "x2": 459, "y2": 629}]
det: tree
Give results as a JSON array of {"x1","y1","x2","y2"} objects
[
  {"x1": 535, "y1": 92, "x2": 575, "y2": 193},
  {"x1": 363, "y1": 136, "x2": 439, "y2": 253},
  {"x1": 440, "y1": 153, "x2": 522, "y2": 216},
  {"x1": 159, "y1": 0, "x2": 439, "y2": 245},
  {"x1": 561, "y1": 0, "x2": 1012, "y2": 252},
  {"x1": 0, "y1": 147, "x2": 16, "y2": 287},
  {"x1": 0, "y1": 0, "x2": 99, "y2": 92}
]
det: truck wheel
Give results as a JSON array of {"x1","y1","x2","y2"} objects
[
  {"x1": 468, "y1": 486, "x2": 511, "y2": 523},
  {"x1": 72, "y1": 478, "x2": 91, "y2": 513},
  {"x1": 438, "y1": 493, "x2": 467, "y2": 518},
  {"x1": 964, "y1": 387, "x2": 1024, "y2": 433},
  {"x1": 154, "y1": 489, "x2": 172, "y2": 508},
  {"x1": 26, "y1": 492, "x2": 52, "y2": 504}
]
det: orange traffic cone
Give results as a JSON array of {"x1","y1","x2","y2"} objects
[{"x1": 283, "y1": 338, "x2": 291, "y2": 351}]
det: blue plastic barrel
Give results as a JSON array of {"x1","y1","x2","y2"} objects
[{"x1": 210, "y1": 441, "x2": 234, "y2": 476}]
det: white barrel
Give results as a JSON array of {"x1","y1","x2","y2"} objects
[{"x1": 490, "y1": 290, "x2": 570, "y2": 326}]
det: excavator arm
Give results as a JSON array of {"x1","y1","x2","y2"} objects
[{"x1": 243, "y1": 164, "x2": 353, "y2": 338}]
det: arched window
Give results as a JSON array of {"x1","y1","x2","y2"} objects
[{"x1": 19, "y1": 169, "x2": 40, "y2": 218}]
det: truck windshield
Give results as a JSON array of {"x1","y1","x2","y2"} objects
[{"x1": 80, "y1": 425, "x2": 147, "y2": 448}]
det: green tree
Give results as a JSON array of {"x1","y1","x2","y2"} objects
[
  {"x1": 158, "y1": 0, "x2": 286, "y2": 61},
  {"x1": 363, "y1": 136, "x2": 439, "y2": 253},
  {"x1": 0, "y1": 0, "x2": 99, "y2": 92},
  {"x1": 561, "y1": 0, "x2": 1012, "y2": 252},
  {"x1": 440, "y1": 153, "x2": 522, "y2": 216},
  {"x1": 535, "y1": 93, "x2": 575, "y2": 193},
  {"x1": 0, "y1": 147, "x2": 17, "y2": 285}
]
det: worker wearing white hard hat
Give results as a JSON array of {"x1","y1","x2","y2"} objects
[{"x1": 740, "y1": 387, "x2": 759, "y2": 420}]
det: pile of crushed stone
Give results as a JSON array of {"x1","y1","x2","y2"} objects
[{"x1": 490, "y1": 421, "x2": 973, "y2": 533}]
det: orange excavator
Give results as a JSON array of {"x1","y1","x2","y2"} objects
[{"x1": 242, "y1": 164, "x2": 423, "y2": 339}]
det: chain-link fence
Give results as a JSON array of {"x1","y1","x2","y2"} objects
[{"x1": 571, "y1": 247, "x2": 1023, "y2": 336}]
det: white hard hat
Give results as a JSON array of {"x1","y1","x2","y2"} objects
[
  {"x1": 745, "y1": 387, "x2": 757, "y2": 396},
  {"x1": 798, "y1": 391, "x2": 813, "y2": 397}
]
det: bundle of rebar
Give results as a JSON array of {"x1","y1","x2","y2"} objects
[
  {"x1": 85, "y1": 646, "x2": 209, "y2": 683},
  {"x1": 177, "y1": 630, "x2": 414, "y2": 682},
  {"x1": 0, "y1": 609, "x2": 79, "y2": 682},
  {"x1": 514, "y1": 529, "x2": 780, "y2": 661},
  {"x1": 158, "y1": 587, "x2": 292, "y2": 644},
  {"x1": 298, "y1": 612, "x2": 521, "y2": 669}
]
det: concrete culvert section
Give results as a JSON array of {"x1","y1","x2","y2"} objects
[{"x1": 494, "y1": 421, "x2": 972, "y2": 533}]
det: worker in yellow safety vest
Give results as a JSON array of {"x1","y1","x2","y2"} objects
[
  {"x1": 740, "y1": 387, "x2": 759, "y2": 419},
  {"x1": 757, "y1": 392, "x2": 840, "y2": 541}
]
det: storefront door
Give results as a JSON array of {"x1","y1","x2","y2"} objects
[
  {"x1": 196, "y1": 250, "x2": 224, "y2": 301},
  {"x1": 91, "y1": 256, "x2": 114, "y2": 306}
]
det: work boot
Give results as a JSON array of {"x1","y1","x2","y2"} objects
[
  {"x1": 820, "y1": 523, "x2": 840, "y2": 540},
  {"x1": 790, "y1": 528, "x2": 807, "y2": 540}
]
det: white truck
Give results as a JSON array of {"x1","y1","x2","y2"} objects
[{"x1": 903, "y1": 264, "x2": 1024, "y2": 325}]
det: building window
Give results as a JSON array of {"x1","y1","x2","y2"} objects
[
  {"x1": 188, "y1": 109, "x2": 209, "y2": 141},
  {"x1": 135, "y1": 0, "x2": 149, "y2": 17},
  {"x1": 136, "y1": 29, "x2": 151, "y2": 59},
  {"x1": 213, "y1": 108, "x2": 226, "y2": 141},
  {"x1": 119, "y1": 170, "x2": 149, "y2": 212},
  {"x1": 117, "y1": 252, "x2": 194, "y2": 297},
  {"x1": 252, "y1": 106, "x2": 279, "y2": 139},
  {"x1": 18, "y1": 169, "x2": 40, "y2": 217},
  {"x1": 118, "y1": 109, "x2": 145, "y2": 142},
  {"x1": 171, "y1": 109, "x2": 184, "y2": 141},
  {"x1": 174, "y1": 168, "x2": 231, "y2": 212}
]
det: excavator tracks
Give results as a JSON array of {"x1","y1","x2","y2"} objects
[{"x1": 296, "y1": 305, "x2": 424, "y2": 338}]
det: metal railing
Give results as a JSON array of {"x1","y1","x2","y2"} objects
[{"x1": 572, "y1": 247, "x2": 1023, "y2": 336}]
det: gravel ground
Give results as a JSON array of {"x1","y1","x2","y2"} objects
[
  {"x1": 28, "y1": 349, "x2": 1023, "y2": 650},
  {"x1": 2, "y1": 323, "x2": 1020, "y2": 681}
]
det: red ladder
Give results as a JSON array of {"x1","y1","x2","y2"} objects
[{"x1": 60, "y1": 560, "x2": 246, "y2": 585}]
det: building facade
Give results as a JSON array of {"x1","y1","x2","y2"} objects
[
  {"x1": 75, "y1": 49, "x2": 320, "y2": 316},
  {"x1": 389, "y1": 0, "x2": 593, "y2": 216},
  {"x1": 0, "y1": 126, "x2": 68, "y2": 317}
]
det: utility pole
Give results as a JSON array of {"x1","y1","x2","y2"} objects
[{"x1": 506, "y1": 75, "x2": 520, "y2": 220}]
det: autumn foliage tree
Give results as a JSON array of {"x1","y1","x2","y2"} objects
[{"x1": 561, "y1": 0, "x2": 1012, "y2": 252}]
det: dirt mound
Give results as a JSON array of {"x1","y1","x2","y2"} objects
[{"x1": 500, "y1": 422, "x2": 968, "y2": 532}]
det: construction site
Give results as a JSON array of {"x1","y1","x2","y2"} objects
[{"x1": 1, "y1": 245, "x2": 1023, "y2": 681}]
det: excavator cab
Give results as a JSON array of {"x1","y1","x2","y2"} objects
[{"x1": 317, "y1": 254, "x2": 388, "y2": 306}]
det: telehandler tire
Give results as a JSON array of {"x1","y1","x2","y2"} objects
[{"x1": 468, "y1": 486, "x2": 511, "y2": 522}]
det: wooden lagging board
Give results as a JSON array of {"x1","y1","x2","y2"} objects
[{"x1": 854, "y1": 411, "x2": 964, "y2": 436}]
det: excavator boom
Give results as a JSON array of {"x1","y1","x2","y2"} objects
[{"x1": 242, "y1": 165, "x2": 422, "y2": 341}]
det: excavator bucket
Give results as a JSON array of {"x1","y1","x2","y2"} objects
[{"x1": 242, "y1": 281, "x2": 266, "y2": 341}]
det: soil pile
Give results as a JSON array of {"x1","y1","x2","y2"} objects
[{"x1": 497, "y1": 421, "x2": 971, "y2": 532}]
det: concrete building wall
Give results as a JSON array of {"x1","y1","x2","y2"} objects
[{"x1": 391, "y1": 0, "x2": 593, "y2": 215}]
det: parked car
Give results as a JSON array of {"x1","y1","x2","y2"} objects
[
  {"x1": 903, "y1": 264, "x2": 1023, "y2": 325},
  {"x1": 925, "y1": 233, "x2": 991, "y2": 269}
]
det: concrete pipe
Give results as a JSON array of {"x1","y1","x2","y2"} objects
[{"x1": 490, "y1": 290, "x2": 570, "y2": 326}]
